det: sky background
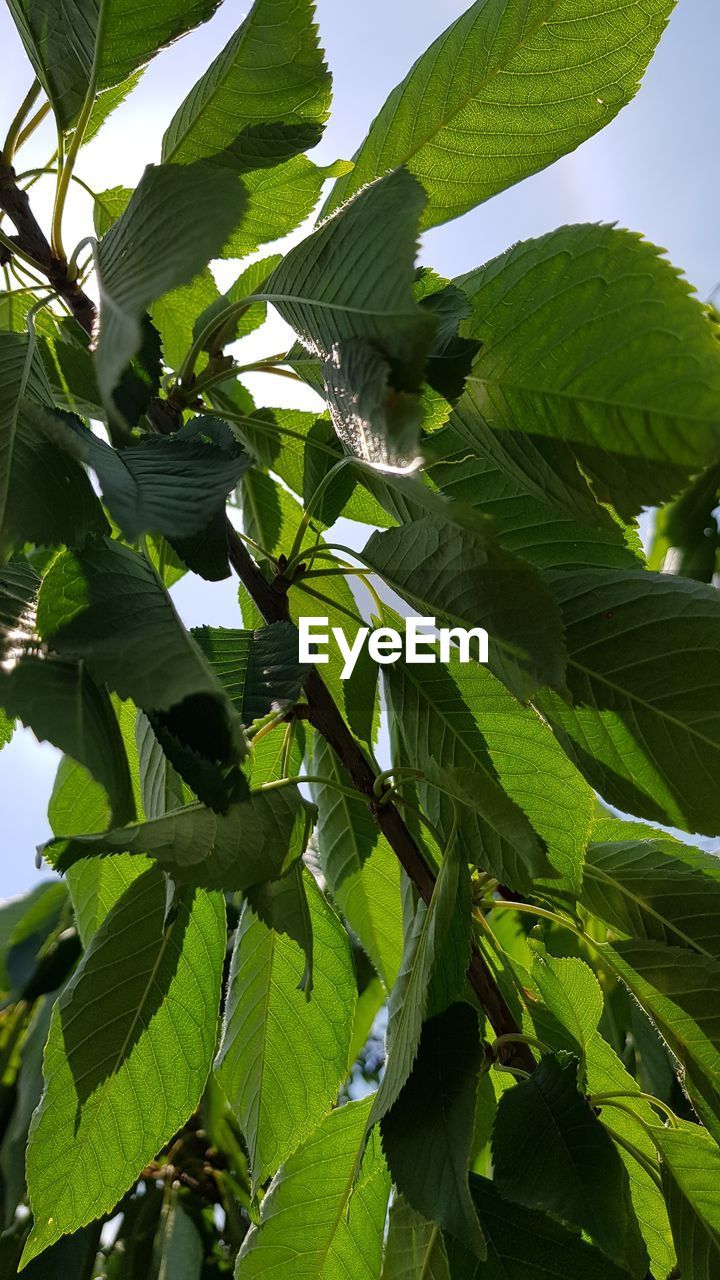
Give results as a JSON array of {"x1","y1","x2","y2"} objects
[{"x1": 1, "y1": 0, "x2": 719, "y2": 899}]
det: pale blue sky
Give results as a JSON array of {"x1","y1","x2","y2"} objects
[{"x1": 1, "y1": 0, "x2": 718, "y2": 898}]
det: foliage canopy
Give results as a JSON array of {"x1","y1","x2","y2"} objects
[{"x1": 0, "y1": 0, "x2": 719, "y2": 1276}]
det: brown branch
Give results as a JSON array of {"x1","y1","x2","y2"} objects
[
  {"x1": 0, "y1": 160, "x2": 96, "y2": 334},
  {"x1": 225, "y1": 524, "x2": 533, "y2": 1070},
  {"x1": 2, "y1": 162, "x2": 532, "y2": 1072}
]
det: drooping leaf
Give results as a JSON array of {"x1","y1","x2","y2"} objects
[
  {"x1": 445, "y1": 1175, "x2": 639, "y2": 1280},
  {"x1": 35, "y1": 538, "x2": 249, "y2": 810},
  {"x1": 264, "y1": 169, "x2": 437, "y2": 459},
  {"x1": 536, "y1": 567, "x2": 720, "y2": 836},
  {"x1": 216, "y1": 869, "x2": 355, "y2": 1186},
  {"x1": 161, "y1": 0, "x2": 331, "y2": 167},
  {"x1": 193, "y1": 622, "x2": 309, "y2": 725},
  {"x1": 364, "y1": 518, "x2": 566, "y2": 702},
  {"x1": 6, "y1": 0, "x2": 222, "y2": 129},
  {"x1": 323, "y1": 1, "x2": 673, "y2": 227},
  {"x1": 454, "y1": 224, "x2": 720, "y2": 517},
  {"x1": 22, "y1": 869, "x2": 226, "y2": 1264},
  {"x1": 492, "y1": 1054, "x2": 648, "y2": 1276},
  {"x1": 235, "y1": 1097, "x2": 390, "y2": 1280},
  {"x1": 94, "y1": 162, "x2": 246, "y2": 420},
  {"x1": 53, "y1": 413, "x2": 249, "y2": 541},
  {"x1": 381, "y1": 1003, "x2": 486, "y2": 1257},
  {"x1": 44, "y1": 785, "x2": 314, "y2": 892}
]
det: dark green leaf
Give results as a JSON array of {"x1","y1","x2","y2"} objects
[
  {"x1": 44, "y1": 786, "x2": 314, "y2": 892},
  {"x1": 193, "y1": 621, "x2": 309, "y2": 724},
  {"x1": 492, "y1": 1054, "x2": 648, "y2": 1276},
  {"x1": 363, "y1": 517, "x2": 566, "y2": 701},
  {"x1": 537, "y1": 568, "x2": 720, "y2": 836},
  {"x1": 382, "y1": 1003, "x2": 486, "y2": 1257}
]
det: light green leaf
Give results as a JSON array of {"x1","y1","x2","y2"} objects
[
  {"x1": 660, "y1": 1125, "x2": 720, "y2": 1279},
  {"x1": 44, "y1": 785, "x2": 314, "y2": 891},
  {"x1": 455, "y1": 224, "x2": 720, "y2": 517},
  {"x1": 364, "y1": 518, "x2": 566, "y2": 703},
  {"x1": 310, "y1": 733, "x2": 403, "y2": 989},
  {"x1": 382, "y1": 1003, "x2": 486, "y2": 1257},
  {"x1": 162, "y1": 0, "x2": 331, "y2": 166},
  {"x1": 324, "y1": 1, "x2": 673, "y2": 227},
  {"x1": 492, "y1": 1054, "x2": 648, "y2": 1276},
  {"x1": 155, "y1": 1192, "x2": 204, "y2": 1280},
  {"x1": 95, "y1": 162, "x2": 246, "y2": 418},
  {"x1": 530, "y1": 947, "x2": 603, "y2": 1075},
  {"x1": 194, "y1": 255, "x2": 282, "y2": 355},
  {"x1": 222, "y1": 155, "x2": 349, "y2": 259},
  {"x1": 216, "y1": 869, "x2": 355, "y2": 1186},
  {"x1": 6, "y1": 0, "x2": 221, "y2": 130},
  {"x1": 48, "y1": 754, "x2": 149, "y2": 946},
  {"x1": 150, "y1": 268, "x2": 219, "y2": 372},
  {"x1": 22, "y1": 869, "x2": 226, "y2": 1264},
  {"x1": 193, "y1": 622, "x2": 309, "y2": 724},
  {"x1": 382, "y1": 1198, "x2": 450, "y2": 1280},
  {"x1": 235, "y1": 1097, "x2": 390, "y2": 1280},
  {"x1": 583, "y1": 833, "x2": 720, "y2": 958},
  {"x1": 92, "y1": 185, "x2": 132, "y2": 237},
  {"x1": 536, "y1": 567, "x2": 720, "y2": 836}
]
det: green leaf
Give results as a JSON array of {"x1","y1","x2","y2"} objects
[
  {"x1": 382, "y1": 1003, "x2": 486, "y2": 1257},
  {"x1": 54, "y1": 414, "x2": 249, "y2": 541},
  {"x1": 446, "y1": 1175, "x2": 639, "y2": 1280},
  {"x1": 492, "y1": 1055, "x2": 648, "y2": 1276},
  {"x1": 323, "y1": 0, "x2": 674, "y2": 228},
  {"x1": 364, "y1": 518, "x2": 566, "y2": 702},
  {"x1": 49, "y1": 754, "x2": 148, "y2": 946},
  {"x1": 35, "y1": 537, "x2": 248, "y2": 810},
  {"x1": 310, "y1": 734, "x2": 403, "y2": 989},
  {"x1": 221, "y1": 155, "x2": 349, "y2": 260},
  {"x1": 0, "y1": 882, "x2": 66, "y2": 998},
  {"x1": 0, "y1": 561, "x2": 135, "y2": 826},
  {"x1": 154, "y1": 1193, "x2": 204, "y2": 1280},
  {"x1": 536, "y1": 567, "x2": 720, "y2": 836},
  {"x1": 161, "y1": 0, "x2": 331, "y2": 166},
  {"x1": 427, "y1": 419, "x2": 644, "y2": 573},
  {"x1": 369, "y1": 837, "x2": 465, "y2": 1128},
  {"x1": 649, "y1": 461, "x2": 720, "y2": 582},
  {"x1": 584, "y1": 1032, "x2": 675, "y2": 1280},
  {"x1": 660, "y1": 1125, "x2": 720, "y2": 1279},
  {"x1": 193, "y1": 622, "x2": 309, "y2": 724},
  {"x1": 194, "y1": 255, "x2": 282, "y2": 355},
  {"x1": 6, "y1": 0, "x2": 221, "y2": 130},
  {"x1": 150, "y1": 268, "x2": 220, "y2": 372},
  {"x1": 455, "y1": 224, "x2": 720, "y2": 517},
  {"x1": 95, "y1": 162, "x2": 246, "y2": 420},
  {"x1": 92, "y1": 185, "x2": 132, "y2": 237},
  {"x1": 601, "y1": 939, "x2": 720, "y2": 1142},
  {"x1": 530, "y1": 947, "x2": 603, "y2": 1077},
  {"x1": 22, "y1": 869, "x2": 226, "y2": 1264},
  {"x1": 382, "y1": 1198, "x2": 450, "y2": 1280},
  {"x1": 44, "y1": 785, "x2": 314, "y2": 891},
  {"x1": 235, "y1": 1097, "x2": 390, "y2": 1279},
  {"x1": 216, "y1": 869, "x2": 355, "y2": 1186},
  {"x1": 264, "y1": 169, "x2": 437, "y2": 411},
  {"x1": 583, "y1": 833, "x2": 720, "y2": 958}
]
